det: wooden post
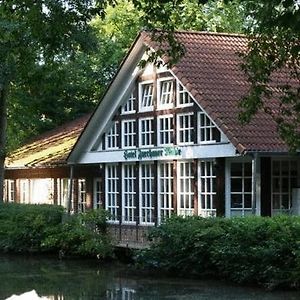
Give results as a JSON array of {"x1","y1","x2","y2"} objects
[{"x1": 215, "y1": 158, "x2": 225, "y2": 217}]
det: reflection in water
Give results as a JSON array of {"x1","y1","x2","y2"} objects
[{"x1": 1, "y1": 254, "x2": 300, "y2": 300}]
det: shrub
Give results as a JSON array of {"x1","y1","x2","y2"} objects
[{"x1": 136, "y1": 215, "x2": 300, "y2": 289}]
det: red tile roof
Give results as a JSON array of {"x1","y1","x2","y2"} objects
[
  {"x1": 5, "y1": 114, "x2": 90, "y2": 168},
  {"x1": 143, "y1": 31, "x2": 289, "y2": 153}
]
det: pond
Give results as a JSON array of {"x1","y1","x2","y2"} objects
[{"x1": 1, "y1": 254, "x2": 300, "y2": 300}]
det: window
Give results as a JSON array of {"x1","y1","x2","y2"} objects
[
  {"x1": 158, "y1": 79, "x2": 174, "y2": 109},
  {"x1": 158, "y1": 162, "x2": 174, "y2": 222},
  {"x1": 140, "y1": 164, "x2": 155, "y2": 224},
  {"x1": 58, "y1": 178, "x2": 69, "y2": 208},
  {"x1": 4, "y1": 180, "x2": 15, "y2": 202},
  {"x1": 122, "y1": 92, "x2": 136, "y2": 114},
  {"x1": 199, "y1": 161, "x2": 216, "y2": 217},
  {"x1": 106, "y1": 164, "x2": 119, "y2": 222},
  {"x1": 177, "y1": 113, "x2": 194, "y2": 145},
  {"x1": 177, "y1": 82, "x2": 193, "y2": 107},
  {"x1": 140, "y1": 82, "x2": 153, "y2": 111},
  {"x1": 122, "y1": 164, "x2": 136, "y2": 223},
  {"x1": 106, "y1": 121, "x2": 119, "y2": 149},
  {"x1": 272, "y1": 159, "x2": 297, "y2": 215},
  {"x1": 78, "y1": 179, "x2": 86, "y2": 213},
  {"x1": 198, "y1": 111, "x2": 221, "y2": 143},
  {"x1": 94, "y1": 178, "x2": 102, "y2": 209},
  {"x1": 139, "y1": 118, "x2": 154, "y2": 147},
  {"x1": 230, "y1": 162, "x2": 252, "y2": 216},
  {"x1": 122, "y1": 120, "x2": 136, "y2": 148},
  {"x1": 158, "y1": 115, "x2": 173, "y2": 146},
  {"x1": 20, "y1": 179, "x2": 29, "y2": 204},
  {"x1": 178, "y1": 161, "x2": 194, "y2": 216}
]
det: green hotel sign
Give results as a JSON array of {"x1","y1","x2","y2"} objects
[{"x1": 123, "y1": 147, "x2": 182, "y2": 160}]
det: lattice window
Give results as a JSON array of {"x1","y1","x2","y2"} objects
[
  {"x1": 122, "y1": 164, "x2": 136, "y2": 223},
  {"x1": 198, "y1": 111, "x2": 221, "y2": 143},
  {"x1": 78, "y1": 179, "x2": 86, "y2": 213},
  {"x1": 158, "y1": 115, "x2": 173, "y2": 146},
  {"x1": 177, "y1": 113, "x2": 194, "y2": 145},
  {"x1": 140, "y1": 82, "x2": 153, "y2": 111},
  {"x1": 158, "y1": 162, "x2": 174, "y2": 222},
  {"x1": 122, "y1": 92, "x2": 136, "y2": 114},
  {"x1": 177, "y1": 82, "x2": 193, "y2": 107},
  {"x1": 178, "y1": 161, "x2": 194, "y2": 216},
  {"x1": 106, "y1": 164, "x2": 119, "y2": 222},
  {"x1": 199, "y1": 160, "x2": 216, "y2": 217},
  {"x1": 158, "y1": 79, "x2": 174, "y2": 108},
  {"x1": 94, "y1": 178, "x2": 102, "y2": 209},
  {"x1": 140, "y1": 164, "x2": 155, "y2": 224},
  {"x1": 122, "y1": 120, "x2": 136, "y2": 148},
  {"x1": 139, "y1": 118, "x2": 154, "y2": 147},
  {"x1": 230, "y1": 162, "x2": 252, "y2": 217},
  {"x1": 106, "y1": 121, "x2": 119, "y2": 149}
]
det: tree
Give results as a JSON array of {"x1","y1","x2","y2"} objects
[{"x1": 0, "y1": 0, "x2": 117, "y2": 202}]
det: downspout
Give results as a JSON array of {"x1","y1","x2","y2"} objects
[
  {"x1": 251, "y1": 153, "x2": 258, "y2": 215},
  {"x1": 67, "y1": 165, "x2": 74, "y2": 214}
]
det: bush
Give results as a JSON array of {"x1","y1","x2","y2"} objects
[
  {"x1": 0, "y1": 203, "x2": 113, "y2": 259},
  {"x1": 136, "y1": 215, "x2": 300, "y2": 289}
]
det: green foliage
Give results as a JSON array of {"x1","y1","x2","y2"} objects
[
  {"x1": 137, "y1": 215, "x2": 300, "y2": 289},
  {"x1": 0, "y1": 203, "x2": 113, "y2": 258}
]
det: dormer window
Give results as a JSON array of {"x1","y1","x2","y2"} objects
[
  {"x1": 139, "y1": 81, "x2": 154, "y2": 111},
  {"x1": 198, "y1": 111, "x2": 221, "y2": 143},
  {"x1": 177, "y1": 82, "x2": 193, "y2": 107},
  {"x1": 122, "y1": 92, "x2": 136, "y2": 114},
  {"x1": 158, "y1": 79, "x2": 174, "y2": 109}
]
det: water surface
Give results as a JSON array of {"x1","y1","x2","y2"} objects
[{"x1": 1, "y1": 254, "x2": 300, "y2": 299}]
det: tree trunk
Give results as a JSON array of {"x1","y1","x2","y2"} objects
[{"x1": 0, "y1": 83, "x2": 8, "y2": 203}]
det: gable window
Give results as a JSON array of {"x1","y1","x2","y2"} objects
[
  {"x1": 139, "y1": 81, "x2": 154, "y2": 111},
  {"x1": 198, "y1": 111, "x2": 221, "y2": 143},
  {"x1": 122, "y1": 92, "x2": 136, "y2": 114},
  {"x1": 78, "y1": 179, "x2": 86, "y2": 213},
  {"x1": 158, "y1": 115, "x2": 173, "y2": 146},
  {"x1": 106, "y1": 121, "x2": 119, "y2": 149},
  {"x1": 230, "y1": 162, "x2": 252, "y2": 216},
  {"x1": 122, "y1": 164, "x2": 136, "y2": 223},
  {"x1": 158, "y1": 162, "x2": 174, "y2": 223},
  {"x1": 177, "y1": 113, "x2": 194, "y2": 145},
  {"x1": 122, "y1": 120, "x2": 136, "y2": 148},
  {"x1": 178, "y1": 161, "x2": 194, "y2": 216},
  {"x1": 105, "y1": 164, "x2": 119, "y2": 222},
  {"x1": 139, "y1": 163, "x2": 155, "y2": 225},
  {"x1": 177, "y1": 82, "x2": 193, "y2": 107},
  {"x1": 199, "y1": 160, "x2": 216, "y2": 217},
  {"x1": 139, "y1": 118, "x2": 154, "y2": 147},
  {"x1": 158, "y1": 79, "x2": 174, "y2": 109}
]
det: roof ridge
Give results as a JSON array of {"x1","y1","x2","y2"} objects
[{"x1": 173, "y1": 29, "x2": 246, "y2": 38}]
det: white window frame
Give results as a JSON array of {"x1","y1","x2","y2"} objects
[
  {"x1": 139, "y1": 117, "x2": 154, "y2": 148},
  {"x1": 157, "y1": 115, "x2": 174, "y2": 146},
  {"x1": 57, "y1": 178, "x2": 69, "y2": 208},
  {"x1": 121, "y1": 92, "x2": 136, "y2": 114},
  {"x1": 271, "y1": 158, "x2": 298, "y2": 215},
  {"x1": 121, "y1": 119, "x2": 136, "y2": 149},
  {"x1": 177, "y1": 112, "x2": 194, "y2": 145},
  {"x1": 105, "y1": 121, "x2": 119, "y2": 149},
  {"x1": 139, "y1": 163, "x2": 155, "y2": 225},
  {"x1": 198, "y1": 160, "x2": 216, "y2": 217},
  {"x1": 122, "y1": 164, "x2": 136, "y2": 224},
  {"x1": 177, "y1": 161, "x2": 194, "y2": 216},
  {"x1": 198, "y1": 111, "x2": 221, "y2": 144},
  {"x1": 20, "y1": 179, "x2": 29, "y2": 204},
  {"x1": 158, "y1": 162, "x2": 174, "y2": 224},
  {"x1": 5, "y1": 180, "x2": 15, "y2": 203},
  {"x1": 139, "y1": 80, "x2": 154, "y2": 112},
  {"x1": 228, "y1": 160, "x2": 253, "y2": 217},
  {"x1": 78, "y1": 178, "x2": 86, "y2": 213},
  {"x1": 157, "y1": 78, "x2": 174, "y2": 110},
  {"x1": 93, "y1": 177, "x2": 102, "y2": 209},
  {"x1": 105, "y1": 164, "x2": 119, "y2": 223},
  {"x1": 177, "y1": 81, "x2": 193, "y2": 107}
]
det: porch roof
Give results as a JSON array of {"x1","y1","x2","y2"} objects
[{"x1": 5, "y1": 114, "x2": 90, "y2": 168}]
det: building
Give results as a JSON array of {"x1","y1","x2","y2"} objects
[{"x1": 5, "y1": 31, "x2": 300, "y2": 229}]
